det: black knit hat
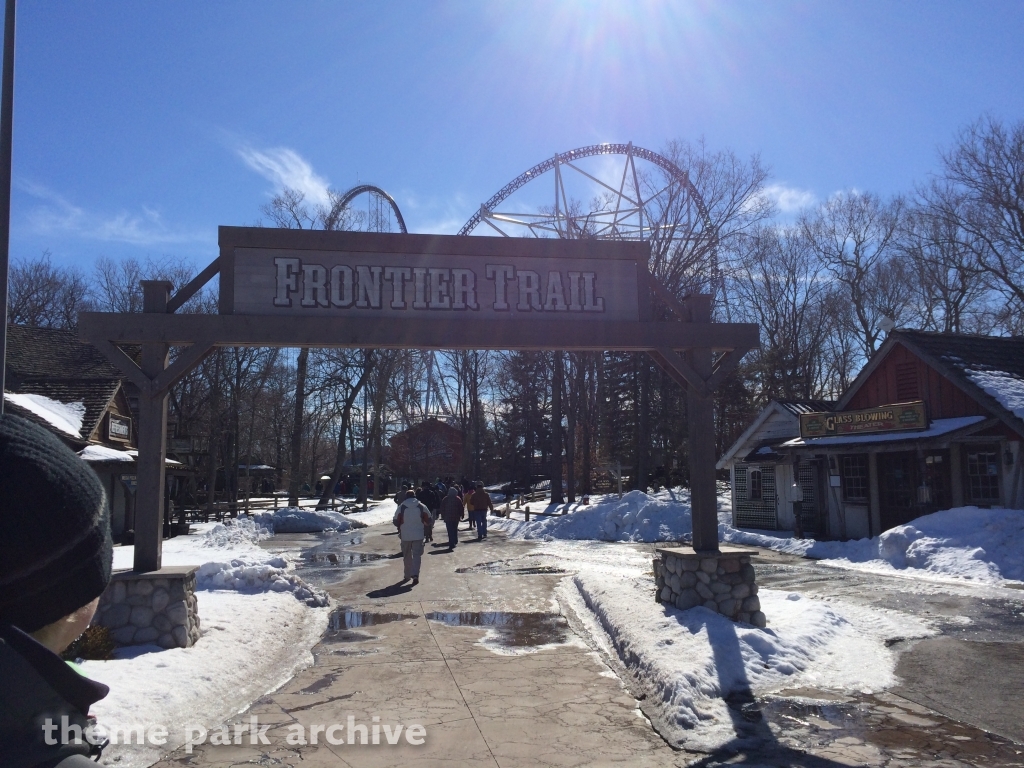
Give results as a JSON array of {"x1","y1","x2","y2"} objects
[{"x1": 0, "y1": 414, "x2": 112, "y2": 633}]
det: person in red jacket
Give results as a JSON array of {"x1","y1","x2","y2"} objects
[{"x1": 467, "y1": 482, "x2": 494, "y2": 540}]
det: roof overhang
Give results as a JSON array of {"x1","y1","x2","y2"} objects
[
  {"x1": 716, "y1": 401, "x2": 799, "y2": 469},
  {"x1": 777, "y1": 415, "x2": 992, "y2": 451}
]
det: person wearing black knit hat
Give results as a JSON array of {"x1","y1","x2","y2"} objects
[{"x1": 0, "y1": 414, "x2": 114, "y2": 768}]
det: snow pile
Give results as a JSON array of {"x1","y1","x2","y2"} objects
[
  {"x1": 197, "y1": 517, "x2": 272, "y2": 548},
  {"x1": 966, "y1": 368, "x2": 1024, "y2": 420},
  {"x1": 84, "y1": 591, "x2": 329, "y2": 768},
  {"x1": 498, "y1": 489, "x2": 704, "y2": 542},
  {"x1": 344, "y1": 498, "x2": 403, "y2": 526},
  {"x1": 726, "y1": 506, "x2": 1024, "y2": 584},
  {"x1": 566, "y1": 569, "x2": 932, "y2": 750},
  {"x1": 113, "y1": 518, "x2": 328, "y2": 605},
  {"x1": 496, "y1": 489, "x2": 1024, "y2": 585},
  {"x1": 196, "y1": 556, "x2": 328, "y2": 606},
  {"x1": 251, "y1": 506, "x2": 365, "y2": 533},
  {"x1": 5, "y1": 392, "x2": 85, "y2": 437}
]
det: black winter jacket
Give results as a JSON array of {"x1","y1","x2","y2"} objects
[{"x1": 0, "y1": 622, "x2": 109, "y2": 767}]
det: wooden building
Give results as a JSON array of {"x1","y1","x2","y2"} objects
[
  {"x1": 3, "y1": 324, "x2": 182, "y2": 540},
  {"x1": 718, "y1": 330, "x2": 1024, "y2": 539},
  {"x1": 388, "y1": 417, "x2": 463, "y2": 481}
]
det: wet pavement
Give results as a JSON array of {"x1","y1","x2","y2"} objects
[{"x1": 151, "y1": 526, "x2": 1024, "y2": 767}]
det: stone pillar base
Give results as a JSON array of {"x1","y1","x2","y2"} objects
[
  {"x1": 654, "y1": 546, "x2": 765, "y2": 628},
  {"x1": 94, "y1": 566, "x2": 201, "y2": 648}
]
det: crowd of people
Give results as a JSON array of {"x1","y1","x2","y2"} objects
[{"x1": 391, "y1": 477, "x2": 495, "y2": 585}]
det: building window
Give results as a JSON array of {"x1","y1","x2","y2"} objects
[
  {"x1": 749, "y1": 469, "x2": 762, "y2": 500},
  {"x1": 895, "y1": 363, "x2": 919, "y2": 401},
  {"x1": 841, "y1": 455, "x2": 869, "y2": 502},
  {"x1": 966, "y1": 448, "x2": 1001, "y2": 504}
]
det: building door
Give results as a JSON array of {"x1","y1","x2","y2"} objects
[
  {"x1": 797, "y1": 461, "x2": 823, "y2": 537},
  {"x1": 879, "y1": 450, "x2": 950, "y2": 531},
  {"x1": 734, "y1": 463, "x2": 777, "y2": 529}
]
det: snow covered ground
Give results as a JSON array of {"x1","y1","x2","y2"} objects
[
  {"x1": 500, "y1": 538, "x2": 932, "y2": 750},
  {"x1": 724, "y1": 506, "x2": 1024, "y2": 584},
  {"x1": 92, "y1": 520, "x2": 331, "y2": 765},
  {"x1": 492, "y1": 488, "x2": 1024, "y2": 586},
  {"x1": 486, "y1": 488, "x2": 1024, "y2": 747},
  {"x1": 338, "y1": 497, "x2": 401, "y2": 526},
  {"x1": 84, "y1": 592, "x2": 329, "y2": 767}
]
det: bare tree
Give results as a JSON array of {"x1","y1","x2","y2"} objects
[
  {"x1": 801, "y1": 191, "x2": 906, "y2": 358},
  {"x1": 260, "y1": 187, "x2": 363, "y2": 504},
  {"x1": 8, "y1": 251, "x2": 90, "y2": 328},
  {"x1": 732, "y1": 225, "x2": 836, "y2": 400},
  {"x1": 929, "y1": 117, "x2": 1024, "y2": 310},
  {"x1": 901, "y1": 197, "x2": 993, "y2": 333}
]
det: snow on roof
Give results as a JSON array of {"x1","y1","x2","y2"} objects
[
  {"x1": 965, "y1": 369, "x2": 1024, "y2": 422},
  {"x1": 79, "y1": 444, "x2": 135, "y2": 462},
  {"x1": 125, "y1": 449, "x2": 184, "y2": 467},
  {"x1": 77, "y1": 445, "x2": 184, "y2": 467},
  {"x1": 780, "y1": 415, "x2": 986, "y2": 448},
  {"x1": 5, "y1": 392, "x2": 85, "y2": 438}
]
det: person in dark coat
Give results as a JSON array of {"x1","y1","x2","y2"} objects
[
  {"x1": 416, "y1": 482, "x2": 439, "y2": 542},
  {"x1": 438, "y1": 487, "x2": 465, "y2": 550},
  {"x1": 0, "y1": 414, "x2": 114, "y2": 768}
]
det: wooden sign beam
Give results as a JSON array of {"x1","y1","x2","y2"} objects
[{"x1": 80, "y1": 229, "x2": 758, "y2": 571}]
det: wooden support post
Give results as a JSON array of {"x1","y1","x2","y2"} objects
[
  {"x1": 134, "y1": 280, "x2": 172, "y2": 573},
  {"x1": 868, "y1": 451, "x2": 881, "y2": 539},
  {"x1": 949, "y1": 443, "x2": 963, "y2": 509},
  {"x1": 686, "y1": 295, "x2": 718, "y2": 552}
]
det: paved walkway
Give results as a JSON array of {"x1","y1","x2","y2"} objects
[
  {"x1": 156, "y1": 527, "x2": 679, "y2": 767},
  {"x1": 154, "y1": 525, "x2": 1024, "y2": 767}
]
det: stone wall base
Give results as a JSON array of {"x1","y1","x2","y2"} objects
[
  {"x1": 654, "y1": 546, "x2": 766, "y2": 628},
  {"x1": 94, "y1": 566, "x2": 201, "y2": 648}
]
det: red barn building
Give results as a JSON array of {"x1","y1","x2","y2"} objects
[{"x1": 389, "y1": 418, "x2": 463, "y2": 481}]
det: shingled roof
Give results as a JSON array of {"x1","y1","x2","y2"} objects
[
  {"x1": 840, "y1": 329, "x2": 1024, "y2": 434},
  {"x1": 4, "y1": 324, "x2": 126, "y2": 443},
  {"x1": 5, "y1": 324, "x2": 123, "y2": 382}
]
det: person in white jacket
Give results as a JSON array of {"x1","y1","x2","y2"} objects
[{"x1": 392, "y1": 490, "x2": 432, "y2": 585}]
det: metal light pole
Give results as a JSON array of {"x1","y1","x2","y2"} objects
[{"x1": 0, "y1": 0, "x2": 16, "y2": 414}]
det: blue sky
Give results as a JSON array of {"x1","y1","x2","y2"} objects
[{"x1": 7, "y1": 1, "x2": 1024, "y2": 272}]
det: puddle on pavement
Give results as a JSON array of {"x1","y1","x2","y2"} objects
[
  {"x1": 293, "y1": 531, "x2": 388, "y2": 587},
  {"x1": 425, "y1": 611, "x2": 571, "y2": 647},
  {"x1": 455, "y1": 559, "x2": 569, "y2": 576},
  {"x1": 330, "y1": 609, "x2": 418, "y2": 629},
  {"x1": 757, "y1": 692, "x2": 1024, "y2": 765},
  {"x1": 308, "y1": 551, "x2": 388, "y2": 565},
  {"x1": 319, "y1": 609, "x2": 418, "y2": 650}
]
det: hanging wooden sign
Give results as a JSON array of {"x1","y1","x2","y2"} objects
[
  {"x1": 220, "y1": 228, "x2": 648, "y2": 322},
  {"x1": 799, "y1": 401, "x2": 928, "y2": 438}
]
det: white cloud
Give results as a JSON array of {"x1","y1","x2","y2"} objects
[
  {"x1": 235, "y1": 145, "x2": 331, "y2": 207},
  {"x1": 762, "y1": 183, "x2": 817, "y2": 214},
  {"x1": 18, "y1": 180, "x2": 204, "y2": 247}
]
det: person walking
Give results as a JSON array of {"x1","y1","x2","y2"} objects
[
  {"x1": 394, "y1": 483, "x2": 410, "y2": 506},
  {"x1": 468, "y1": 481, "x2": 494, "y2": 540},
  {"x1": 393, "y1": 490, "x2": 431, "y2": 585},
  {"x1": 438, "y1": 487, "x2": 465, "y2": 550},
  {"x1": 416, "y1": 481, "x2": 438, "y2": 542}
]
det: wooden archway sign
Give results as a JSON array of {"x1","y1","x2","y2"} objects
[{"x1": 79, "y1": 227, "x2": 758, "y2": 572}]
